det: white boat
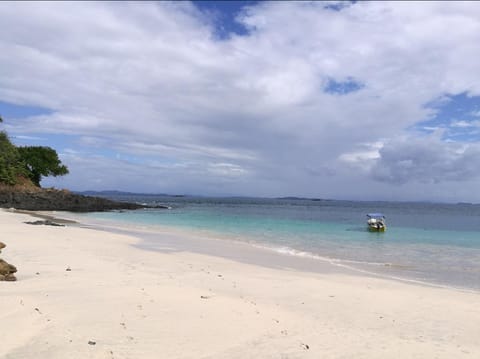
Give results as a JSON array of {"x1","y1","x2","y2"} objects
[{"x1": 366, "y1": 213, "x2": 386, "y2": 232}]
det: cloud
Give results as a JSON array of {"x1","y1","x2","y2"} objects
[
  {"x1": 371, "y1": 136, "x2": 480, "y2": 185},
  {"x1": 1, "y1": 1, "x2": 480, "y2": 200},
  {"x1": 338, "y1": 141, "x2": 383, "y2": 173},
  {"x1": 451, "y1": 120, "x2": 476, "y2": 128},
  {"x1": 11, "y1": 135, "x2": 46, "y2": 141}
]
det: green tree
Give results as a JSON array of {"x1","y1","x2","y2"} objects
[
  {"x1": 17, "y1": 146, "x2": 69, "y2": 186},
  {"x1": 0, "y1": 132, "x2": 25, "y2": 185}
]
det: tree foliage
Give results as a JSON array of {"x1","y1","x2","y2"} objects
[
  {"x1": 0, "y1": 132, "x2": 26, "y2": 185},
  {"x1": 17, "y1": 146, "x2": 69, "y2": 186},
  {"x1": 0, "y1": 116, "x2": 69, "y2": 187}
]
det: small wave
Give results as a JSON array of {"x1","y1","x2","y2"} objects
[
  {"x1": 252, "y1": 243, "x2": 393, "y2": 267},
  {"x1": 249, "y1": 242, "x2": 478, "y2": 293}
]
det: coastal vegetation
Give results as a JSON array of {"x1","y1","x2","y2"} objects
[
  {"x1": 17, "y1": 146, "x2": 69, "y2": 187},
  {"x1": 0, "y1": 131, "x2": 25, "y2": 185}
]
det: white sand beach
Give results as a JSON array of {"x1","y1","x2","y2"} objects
[{"x1": 1, "y1": 209, "x2": 479, "y2": 359}]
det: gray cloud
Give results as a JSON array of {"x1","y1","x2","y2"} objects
[{"x1": 371, "y1": 137, "x2": 480, "y2": 185}]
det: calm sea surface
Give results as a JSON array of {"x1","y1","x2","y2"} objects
[{"x1": 77, "y1": 195, "x2": 480, "y2": 291}]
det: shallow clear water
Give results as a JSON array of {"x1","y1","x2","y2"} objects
[{"x1": 79, "y1": 196, "x2": 480, "y2": 291}]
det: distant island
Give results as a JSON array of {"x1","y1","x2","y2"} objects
[{"x1": 275, "y1": 196, "x2": 329, "y2": 201}]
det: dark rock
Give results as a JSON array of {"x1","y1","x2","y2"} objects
[
  {"x1": 88, "y1": 341, "x2": 96, "y2": 345},
  {"x1": 24, "y1": 220, "x2": 65, "y2": 227},
  {"x1": 0, "y1": 187, "x2": 161, "y2": 212},
  {"x1": 0, "y1": 242, "x2": 17, "y2": 282},
  {"x1": 3, "y1": 273, "x2": 16, "y2": 281},
  {"x1": 0, "y1": 258, "x2": 17, "y2": 281},
  {"x1": 0, "y1": 259, "x2": 16, "y2": 274}
]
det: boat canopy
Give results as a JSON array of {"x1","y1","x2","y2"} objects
[{"x1": 366, "y1": 213, "x2": 385, "y2": 218}]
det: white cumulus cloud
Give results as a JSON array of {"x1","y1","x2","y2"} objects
[{"x1": 1, "y1": 1, "x2": 480, "y2": 201}]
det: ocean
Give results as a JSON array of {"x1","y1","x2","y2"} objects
[{"x1": 74, "y1": 195, "x2": 480, "y2": 291}]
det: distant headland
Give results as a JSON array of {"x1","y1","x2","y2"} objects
[{"x1": 0, "y1": 184, "x2": 153, "y2": 212}]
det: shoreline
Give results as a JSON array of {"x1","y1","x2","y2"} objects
[
  {"x1": 2, "y1": 209, "x2": 480, "y2": 358},
  {"x1": 13, "y1": 209, "x2": 79, "y2": 225},
  {"x1": 43, "y1": 210, "x2": 480, "y2": 294}
]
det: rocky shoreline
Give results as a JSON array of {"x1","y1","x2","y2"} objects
[{"x1": 0, "y1": 187, "x2": 166, "y2": 212}]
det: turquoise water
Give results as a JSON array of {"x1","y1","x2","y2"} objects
[{"x1": 79, "y1": 196, "x2": 480, "y2": 291}]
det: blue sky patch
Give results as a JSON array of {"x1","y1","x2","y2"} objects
[
  {"x1": 324, "y1": 77, "x2": 364, "y2": 95},
  {"x1": 10, "y1": 132, "x2": 77, "y2": 150},
  {"x1": 193, "y1": 0, "x2": 258, "y2": 39},
  {"x1": 415, "y1": 93, "x2": 480, "y2": 142},
  {"x1": 0, "y1": 100, "x2": 53, "y2": 120}
]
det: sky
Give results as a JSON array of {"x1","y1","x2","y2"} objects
[{"x1": 1, "y1": 1, "x2": 480, "y2": 202}]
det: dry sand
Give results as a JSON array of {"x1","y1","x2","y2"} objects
[{"x1": 1, "y1": 209, "x2": 479, "y2": 359}]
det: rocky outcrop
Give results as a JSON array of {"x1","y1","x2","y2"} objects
[
  {"x1": 0, "y1": 242, "x2": 17, "y2": 281},
  {"x1": 0, "y1": 187, "x2": 157, "y2": 212}
]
